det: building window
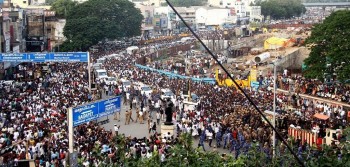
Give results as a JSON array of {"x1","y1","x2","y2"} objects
[
  {"x1": 227, "y1": 3, "x2": 231, "y2": 5},
  {"x1": 23, "y1": 1, "x2": 26, "y2": 3}
]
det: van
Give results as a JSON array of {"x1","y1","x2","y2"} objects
[
  {"x1": 119, "y1": 79, "x2": 132, "y2": 91},
  {"x1": 160, "y1": 89, "x2": 176, "y2": 103},
  {"x1": 95, "y1": 69, "x2": 108, "y2": 79},
  {"x1": 92, "y1": 63, "x2": 103, "y2": 70},
  {"x1": 126, "y1": 46, "x2": 139, "y2": 54},
  {"x1": 140, "y1": 85, "x2": 153, "y2": 98},
  {"x1": 96, "y1": 58, "x2": 106, "y2": 64}
]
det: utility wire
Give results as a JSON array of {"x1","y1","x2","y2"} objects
[{"x1": 165, "y1": 0, "x2": 305, "y2": 166}]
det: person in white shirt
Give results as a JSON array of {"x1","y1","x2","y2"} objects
[
  {"x1": 156, "y1": 112, "x2": 161, "y2": 125},
  {"x1": 207, "y1": 131, "x2": 213, "y2": 147},
  {"x1": 114, "y1": 124, "x2": 120, "y2": 136},
  {"x1": 139, "y1": 111, "x2": 144, "y2": 124}
]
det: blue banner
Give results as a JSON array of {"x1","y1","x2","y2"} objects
[
  {"x1": 135, "y1": 64, "x2": 216, "y2": 84},
  {"x1": 72, "y1": 96, "x2": 121, "y2": 127},
  {"x1": 0, "y1": 52, "x2": 88, "y2": 63}
]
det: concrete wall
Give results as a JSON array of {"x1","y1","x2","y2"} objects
[
  {"x1": 259, "y1": 47, "x2": 311, "y2": 75},
  {"x1": 275, "y1": 47, "x2": 310, "y2": 70}
]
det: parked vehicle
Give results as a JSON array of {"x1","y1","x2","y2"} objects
[
  {"x1": 104, "y1": 77, "x2": 117, "y2": 85},
  {"x1": 140, "y1": 85, "x2": 153, "y2": 97},
  {"x1": 95, "y1": 69, "x2": 108, "y2": 80},
  {"x1": 119, "y1": 79, "x2": 132, "y2": 91},
  {"x1": 160, "y1": 89, "x2": 176, "y2": 103},
  {"x1": 92, "y1": 63, "x2": 103, "y2": 70}
]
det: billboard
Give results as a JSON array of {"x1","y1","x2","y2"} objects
[
  {"x1": 0, "y1": 52, "x2": 88, "y2": 62},
  {"x1": 72, "y1": 96, "x2": 121, "y2": 127}
]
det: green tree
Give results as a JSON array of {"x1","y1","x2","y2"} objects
[
  {"x1": 304, "y1": 10, "x2": 350, "y2": 81},
  {"x1": 50, "y1": 0, "x2": 77, "y2": 18},
  {"x1": 258, "y1": 0, "x2": 306, "y2": 20},
  {"x1": 61, "y1": 0, "x2": 143, "y2": 51},
  {"x1": 46, "y1": 0, "x2": 56, "y2": 5},
  {"x1": 162, "y1": 0, "x2": 206, "y2": 7},
  {"x1": 101, "y1": 128, "x2": 350, "y2": 166}
]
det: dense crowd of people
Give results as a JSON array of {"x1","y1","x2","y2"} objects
[{"x1": 0, "y1": 35, "x2": 348, "y2": 166}]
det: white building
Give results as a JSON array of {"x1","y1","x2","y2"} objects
[
  {"x1": 134, "y1": 2, "x2": 155, "y2": 39},
  {"x1": 208, "y1": 0, "x2": 258, "y2": 18},
  {"x1": 247, "y1": 6, "x2": 263, "y2": 22},
  {"x1": 195, "y1": 7, "x2": 236, "y2": 28},
  {"x1": 154, "y1": 6, "x2": 174, "y2": 30},
  {"x1": 30, "y1": 0, "x2": 46, "y2": 5}
]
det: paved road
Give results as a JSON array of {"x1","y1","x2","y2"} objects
[{"x1": 98, "y1": 97, "x2": 231, "y2": 154}]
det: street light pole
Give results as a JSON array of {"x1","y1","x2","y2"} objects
[{"x1": 273, "y1": 63, "x2": 277, "y2": 157}]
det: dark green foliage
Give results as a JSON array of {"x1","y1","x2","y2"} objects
[
  {"x1": 257, "y1": 0, "x2": 306, "y2": 20},
  {"x1": 304, "y1": 10, "x2": 350, "y2": 82},
  {"x1": 104, "y1": 129, "x2": 350, "y2": 166},
  {"x1": 50, "y1": 0, "x2": 77, "y2": 18},
  {"x1": 61, "y1": 0, "x2": 143, "y2": 51},
  {"x1": 163, "y1": 0, "x2": 207, "y2": 7}
]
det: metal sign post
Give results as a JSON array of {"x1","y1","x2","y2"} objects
[{"x1": 88, "y1": 52, "x2": 91, "y2": 92}]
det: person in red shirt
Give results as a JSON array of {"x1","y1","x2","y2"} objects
[{"x1": 232, "y1": 128, "x2": 238, "y2": 140}]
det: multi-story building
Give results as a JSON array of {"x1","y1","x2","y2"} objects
[
  {"x1": 154, "y1": 6, "x2": 175, "y2": 35},
  {"x1": 26, "y1": 8, "x2": 47, "y2": 52},
  {"x1": 248, "y1": 6, "x2": 263, "y2": 22},
  {"x1": 0, "y1": 11, "x2": 12, "y2": 53},
  {"x1": 208, "y1": 0, "x2": 260, "y2": 21},
  {"x1": 31, "y1": 0, "x2": 46, "y2": 5},
  {"x1": 10, "y1": 0, "x2": 30, "y2": 8},
  {"x1": 134, "y1": 2, "x2": 155, "y2": 39},
  {"x1": 175, "y1": 7, "x2": 197, "y2": 31},
  {"x1": 8, "y1": 8, "x2": 27, "y2": 53},
  {"x1": 195, "y1": 7, "x2": 236, "y2": 29}
]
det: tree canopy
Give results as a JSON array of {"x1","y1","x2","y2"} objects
[
  {"x1": 45, "y1": 0, "x2": 56, "y2": 5},
  {"x1": 162, "y1": 0, "x2": 207, "y2": 7},
  {"x1": 61, "y1": 0, "x2": 143, "y2": 51},
  {"x1": 50, "y1": 0, "x2": 77, "y2": 18},
  {"x1": 304, "y1": 10, "x2": 350, "y2": 82},
  {"x1": 257, "y1": 0, "x2": 306, "y2": 20}
]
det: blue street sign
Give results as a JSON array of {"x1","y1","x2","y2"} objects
[
  {"x1": 72, "y1": 96, "x2": 121, "y2": 127},
  {"x1": 0, "y1": 53, "x2": 28, "y2": 62},
  {"x1": 0, "y1": 52, "x2": 88, "y2": 63},
  {"x1": 99, "y1": 97, "x2": 121, "y2": 117}
]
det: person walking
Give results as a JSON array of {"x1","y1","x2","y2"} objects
[
  {"x1": 129, "y1": 109, "x2": 134, "y2": 123},
  {"x1": 139, "y1": 110, "x2": 144, "y2": 124},
  {"x1": 216, "y1": 130, "x2": 222, "y2": 148},
  {"x1": 198, "y1": 134, "x2": 206, "y2": 151},
  {"x1": 114, "y1": 111, "x2": 120, "y2": 122},
  {"x1": 148, "y1": 118, "x2": 152, "y2": 133},
  {"x1": 125, "y1": 110, "x2": 130, "y2": 125},
  {"x1": 135, "y1": 108, "x2": 140, "y2": 123},
  {"x1": 208, "y1": 130, "x2": 213, "y2": 147},
  {"x1": 159, "y1": 106, "x2": 164, "y2": 121},
  {"x1": 156, "y1": 111, "x2": 161, "y2": 125},
  {"x1": 114, "y1": 124, "x2": 120, "y2": 136},
  {"x1": 151, "y1": 122, "x2": 157, "y2": 134}
]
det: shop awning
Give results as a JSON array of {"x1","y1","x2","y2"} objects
[{"x1": 313, "y1": 113, "x2": 329, "y2": 120}]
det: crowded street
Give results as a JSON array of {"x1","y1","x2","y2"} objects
[{"x1": 0, "y1": 33, "x2": 349, "y2": 166}]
